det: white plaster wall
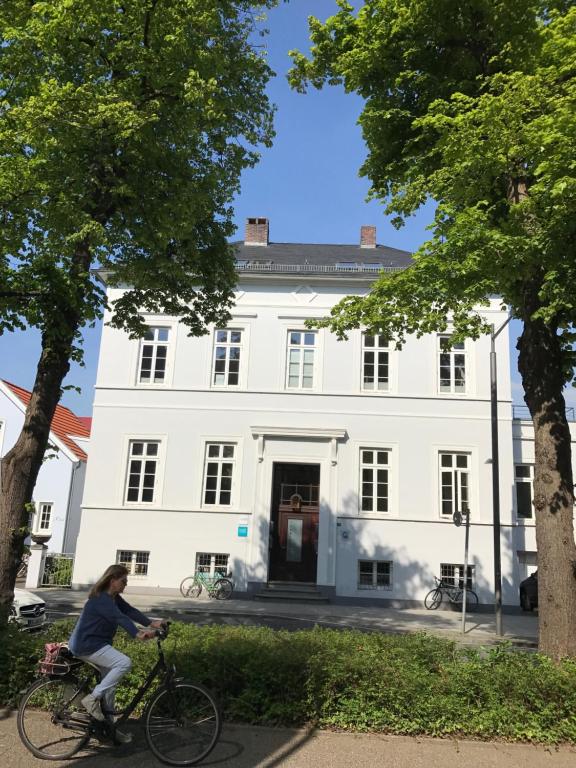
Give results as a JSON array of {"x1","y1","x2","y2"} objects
[{"x1": 77, "y1": 279, "x2": 518, "y2": 601}]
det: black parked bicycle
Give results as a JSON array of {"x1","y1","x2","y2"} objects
[
  {"x1": 424, "y1": 576, "x2": 479, "y2": 610},
  {"x1": 17, "y1": 623, "x2": 221, "y2": 765}
]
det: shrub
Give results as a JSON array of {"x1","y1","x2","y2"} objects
[{"x1": 3, "y1": 620, "x2": 576, "y2": 744}]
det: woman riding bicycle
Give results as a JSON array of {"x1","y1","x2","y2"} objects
[{"x1": 68, "y1": 563, "x2": 165, "y2": 744}]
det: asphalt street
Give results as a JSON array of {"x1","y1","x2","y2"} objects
[{"x1": 37, "y1": 586, "x2": 540, "y2": 648}]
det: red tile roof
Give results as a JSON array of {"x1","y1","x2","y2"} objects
[{"x1": 1, "y1": 380, "x2": 90, "y2": 461}]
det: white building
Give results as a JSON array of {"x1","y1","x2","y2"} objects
[
  {"x1": 72, "y1": 219, "x2": 567, "y2": 607},
  {"x1": 0, "y1": 379, "x2": 90, "y2": 555}
]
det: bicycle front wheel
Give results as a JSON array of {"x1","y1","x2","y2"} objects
[
  {"x1": 18, "y1": 676, "x2": 90, "y2": 760},
  {"x1": 180, "y1": 577, "x2": 201, "y2": 598},
  {"x1": 214, "y1": 578, "x2": 233, "y2": 600},
  {"x1": 145, "y1": 681, "x2": 221, "y2": 766},
  {"x1": 424, "y1": 588, "x2": 442, "y2": 610}
]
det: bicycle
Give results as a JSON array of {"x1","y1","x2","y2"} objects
[
  {"x1": 179, "y1": 570, "x2": 233, "y2": 600},
  {"x1": 424, "y1": 576, "x2": 479, "y2": 610},
  {"x1": 17, "y1": 623, "x2": 221, "y2": 765}
]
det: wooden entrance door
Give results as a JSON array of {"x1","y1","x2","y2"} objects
[{"x1": 268, "y1": 463, "x2": 320, "y2": 582}]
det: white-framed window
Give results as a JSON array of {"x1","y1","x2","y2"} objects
[
  {"x1": 34, "y1": 502, "x2": 53, "y2": 532},
  {"x1": 362, "y1": 334, "x2": 389, "y2": 392},
  {"x1": 138, "y1": 326, "x2": 170, "y2": 384},
  {"x1": 125, "y1": 440, "x2": 160, "y2": 503},
  {"x1": 117, "y1": 550, "x2": 150, "y2": 576},
  {"x1": 439, "y1": 452, "x2": 470, "y2": 518},
  {"x1": 286, "y1": 330, "x2": 316, "y2": 389},
  {"x1": 515, "y1": 464, "x2": 533, "y2": 519},
  {"x1": 438, "y1": 335, "x2": 466, "y2": 394},
  {"x1": 517, "y1": 550, "x2": 538, "y2": 581},
  {"x1": 212, "y1": 329, "x2": 243, "y2": 387},
  {"x1": 358, "y1": 560, "x2": 393, "y2": 590},
  {"x1": 360, "y1": 448, "x2": 390, "y2": 513},
  {"x1": 202, "y1": 443, "x2": 236, "y2": 506},
  {"x1": 196, "y1": 552, "x2": 229, "y2": 576},
  {"x1": 440, "y1": 563, "x2": 474, "y2": 590}
]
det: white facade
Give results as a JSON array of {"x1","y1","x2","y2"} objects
[
  {"x1": 0, "y1": 381, "x2": 89, "y2": 555},
  {"x1": 72, "y1": 227, "x2": 575, "y2": 606}
]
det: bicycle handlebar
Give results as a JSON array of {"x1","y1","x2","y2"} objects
[{"x1": 154, "y1": 620, "x2": 171, "y2": 641}]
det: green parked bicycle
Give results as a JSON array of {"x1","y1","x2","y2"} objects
[{"x1": 179, "y1": 571, "x2": 233, "y2": 600}]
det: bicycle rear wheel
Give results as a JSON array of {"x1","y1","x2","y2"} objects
[
  {"x1": 460, "y1": 590, "x2": 479, "y2": 610},
  {"x1": 145, "y1": 681, "x2": 221, "y2": 766},
  {"x1": 214, "y1": 578, "x2": 233, "y2": 600},
  {"x1": 180, "y1": 577, "x2": 201, "y2": 598},
  {"x1": 424, "y1": 587, "x2": 442, "y2": 609},
  {"x1": 18, "y1": 676, "x2": 90, "y2": 759}
]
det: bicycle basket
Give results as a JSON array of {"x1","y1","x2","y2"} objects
[{"x1": 38, "y1": 642, "x2": 76, "y2": 676}]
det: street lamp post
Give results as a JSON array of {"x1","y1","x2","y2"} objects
[{"x1": 490, "y1": 317, "x2": 511, "y2": 637}]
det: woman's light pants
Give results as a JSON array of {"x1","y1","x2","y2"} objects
[{"x1": 78, "y1": 645, "x2": 132, "y2": 719}]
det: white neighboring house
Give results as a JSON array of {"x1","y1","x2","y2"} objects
[
  {"x1": 72, "y1": 219, "x2": 575, "y2": 606},
  {"x1": 0, "y1": 380, "x2": 90, "y2": 556}
]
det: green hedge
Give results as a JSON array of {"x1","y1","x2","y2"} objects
[{"x1": 3, "y1": 620, "x2": 576, "y2": 743}]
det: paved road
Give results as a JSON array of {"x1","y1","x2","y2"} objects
[
  {"x1": 39, "y1": 587, "x2": 539, "y2": 648},
  {"x1": 1, "y1": 711, "x2": 574, "y2": 768}
]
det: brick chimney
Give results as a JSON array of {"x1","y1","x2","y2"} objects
[
  {"x1": 360, "y1": 225, "x2": 377, "y2": 248},
  {"x1": 245, "y1": 217, "x2": 269, "y2": 246}
]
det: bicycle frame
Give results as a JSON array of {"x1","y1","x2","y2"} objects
[{"x1": 107, "y1": 637, "x2": 174, "y2": 724}]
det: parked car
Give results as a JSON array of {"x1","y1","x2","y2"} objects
[
  {"x1": 519, "y1": 570, "x2": 538, "y2": 611},
  {"x1": 10, "y1": 588, "x2": 46, "y2": 630}
]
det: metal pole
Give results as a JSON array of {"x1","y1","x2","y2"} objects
[
  {"x1": 490, "y1": 323, "x2": 507, "y2": 637},
  {"x1": 461, "y1": 505, "x2": 470, "y2": 635}
]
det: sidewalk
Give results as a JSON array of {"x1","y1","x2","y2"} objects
[
  {"x1": 1, "y1": 713, "x2": 573, "y2": 767},
  {"x1": 41, "y1": 587, "x2": 539, "y2": 647}
]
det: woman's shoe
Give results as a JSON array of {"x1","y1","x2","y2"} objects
[{"x1": 114, "y1": 729, "x2": 133, "y2": 745}]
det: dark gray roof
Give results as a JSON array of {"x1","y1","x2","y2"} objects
[{"x1": 231, "y1": 241, "x2": 413, "y2": 277}]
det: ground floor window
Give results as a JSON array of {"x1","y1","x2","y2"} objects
[
  {"x1": 35, "y1": 502, "x2": 53, "y2": 533},
  {"x1": 195, "y1": 552, "x2": 229, "y2": 577},
  {"x1": 358, "y1": 559, "x2": 393, "y2": 590},
  {"x1": 117, "y1": 550, "x2": 150, "y2": 576},
  {"x1": 440, "y1": 562, "x2": 474, "y2": 589}
]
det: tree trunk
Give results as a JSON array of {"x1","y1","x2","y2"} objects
[
  {"x1": 0, "y1": 241, "x2": 91, "y2": 625},
  {"x1": 518, "y1": 314, "x2": 576, "y2": 660}
]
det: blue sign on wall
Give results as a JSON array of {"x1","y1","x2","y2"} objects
[{"x1": 237, "y1": 525, "x2": 248, "y2": 538}]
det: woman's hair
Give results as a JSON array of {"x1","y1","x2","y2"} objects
[{"x1": 89, "y1": 564, "x2": 129, "y2": 598}]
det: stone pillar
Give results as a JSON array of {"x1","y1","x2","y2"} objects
[{"x1": 26, "y1": 543, "x2": 48, "y2": 589}]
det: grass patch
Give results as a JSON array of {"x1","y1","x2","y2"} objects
[{"x1": 3, "y1": 620, "x2": 576, "y2": 743}]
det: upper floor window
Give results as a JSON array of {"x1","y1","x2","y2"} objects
[
  {"x1": 360, "y1": 448, "x2": 389, "y2": 513},
  {"x1": 439, "y1": 452, "x2": 470, "y2": 518},
  {"x1": 203, "y1": 443, "x2": 236, "y2": 506},
  {"x1": 286, "y1": 331, "x2": 316, "y2": 389},
  {"x1": 438, "y1": 335, "x2": 466, "y2": 394},
  {"x1": 362, "y1": 334, "x2": 389, "y2": 392},
  {"x1": 125, "y1": 441, "x2": 160, "y2": 503},
  {"x1": 515, "y1": 464, "x2": 533, "y2": 519},
  {"x1": 139, "y1": 327, "x2": 169, "y2": 384},
  {"x1": 212, "y1": 329, "x2": 242, "y2": 387}
]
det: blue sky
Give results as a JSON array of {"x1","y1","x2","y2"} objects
[{"x1": 0, "y1": 0, "x2": 566, "y2": 415}]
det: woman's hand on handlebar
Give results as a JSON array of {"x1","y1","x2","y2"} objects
[
  {"x1": 149, "y1": 619, "x2": 166, "y2": 629},
  {"x1": 137, "y1": 629, "x2": 157, "y2": 641}
]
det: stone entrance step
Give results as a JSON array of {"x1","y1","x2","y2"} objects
[{"x1": 254, "y1": 581, "x2": 330, "y2": 603}]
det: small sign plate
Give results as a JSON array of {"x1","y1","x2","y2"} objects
[{"x1": 237, "y1": 525, "x2": 248, "y2": 538}]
